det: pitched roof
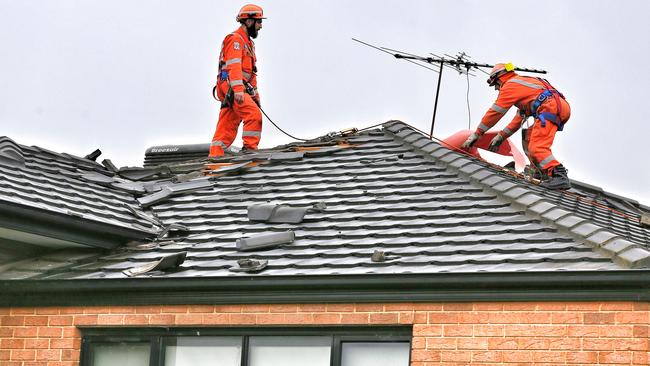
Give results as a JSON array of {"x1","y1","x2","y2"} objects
[{"x1": 1, "y1": 121, "x2": 649, "y2": 283}]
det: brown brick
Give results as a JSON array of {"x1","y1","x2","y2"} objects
[
  {"x1": 296, "y1": 304, "x2": 326, "y2": 312},
  {"x1": 425, "y1": 337, "x2": 457, "y2": 350},
  {"x1": 82, "y1": 306, "x2": 112, "y2": 314},
  {"x1": 551, "y1": 312, "x2": 581, "y2": 324},
  {"x1": 50, "y1": 339, "x2": 75, "y2": 349},
  {"x1": 412, "y1": 303, "x2": 442, "y2": 311},
  {"x1": 312, "y1": 313, "x2": 340, "y2": 324},
  {"x1": 123, "y1": 315, "x2": 148, "y2": 325},
  {"x1": 62, "y1": 327, "x2": 81, "y2": 338},
  {"x1": 566, "y1": 302, "x2": 600, "y2": 311},
  {"x1": 340, "y1": 313, "x2": 369, "y2": 324},
  {"x1": 584, "y1": 312, "x2": 615, "y2": 324},
  {"x1": 35, "y1": 308, "x2": 59, "y2": 315},
  {"x1": 633, "y1": 325, "x2": 649, "y2": 338},
  {"x1": 212, "y1": 305, "x2": 241, "y2": 313},
  {"x1": 474, "y1": 325, "x2": 504, "y2": 337},
  {"x1": 565, "y1": 350, "x2": 598, "y2": 363},
  {"x1": 384, "y1": 303, "x2": 414, "y2": 311},
  {"x1": 533, "y1": 350, "x2": 567, "y2": 363},
  {"x1": 441, "y1": 350, "x2": 471, "y2": 362},
  {"x1": 134, "y1": 305, "x2": 161, "y2": 314},
  {"x1": 410, "y1": 349, "x2": 441, "y2": 362},
  {"x1": 325, "y1": 304, "x2": 354, "y2": 312},
  {"x1": 0, "y1": 308, "x2": 9, "y2": 315},
  {"x1": 536, "y1": 303, "x2": 566, "y2": 311},
  {"x1": 283, "y1": 313, "x2": 314, "y2": 324},
  {"x1": 269, "y1": 304, "x2": 299, "y2": 313},
  {"x1": 175, "y1": 314, "x2": 203, "y2": 325},
  {"x1": 108, "y1": 306, "x2": 137, "y2": 314},
  {"x1": 632, "y1": 351, "x2": 649, "y2": 365},
  {"x1": 413, "y1": 324, "x2": 442, "y2": 337},
  {"x1": 58, "y1": 307, "x2": 84, "y2": 315},
  {"x1": 37, "y1": 327, "x2": 62, "y2": 338},
  {"x1": 505, "y1": 324, "x2": 566, "y2": 337},
  {"x1": 411, "y1": 337, "x2": 425, "y2": 349},
  {"x1": 516, "y1": 338, "x2": 550, "y2": 350},
  {"x1": 14, "y1": 327, "x2": 38, "y2": 337},
  {"x1": 49, "y1": 316, "x2": 73, "y2": 326},
  {"x1": 598, "y1": 351, "x2": 632, "y2": 364},
  {"x1": 443, "y1": 324, "x2": 472, "y2": 337},
  {"x1": 471, "y1": 350, "x2": 502, "y2": 362},
  {"x1": 567, "y1": 325, "x2": 600, "y2": 338},
  {"x1": 615, "y1": 338, "x2": 649, "y2": 351},
  {"x1": 161, "y1": 305, "x2": 188, "y2": 313},
  {"x1": 13, "y1": 349, "x2": 36, "y2": 361},
  {"x1": 368, "y1": 312, "x2": 398, "y2": 324},
  {"x1": 583, "y1": 338, "x2": 617, "y2": 350},
  {"x1": 413, "y1": 312, "x2": 427, "y2": 323},
  {"x1": 241, "y1": 305, "x2": 270, "y2": 313},
  {"x1": 601, "y1": 325, "x2": 633, "y2": 337},
  {"x1": 502, "y1": 302, "x2": 534, "y2": 311},
  {"x1": 24, "y1": 339, "x2": 49, "y2": 349},
  {"x1": 487, "y1": 312, "x2": 520, "y2": 324},
  {"x1": 73, "y1": 315, "x2": 97, "y2": 326},
  {"x1": 36, "y1": 349, "x2": 61, "y2": 361},
  {"x1": 548, "y1": 337, "x2": 581, "y2": 350},
  {"x1": 443, "y1": 303, "x2": 472, "y2": 311},
  {"x1": 600, "y1": 302, "x2": 636, "y2": 311},
  {"x1": 1, "y1": 316, "x2": 24, "y2": 326},
  {"x1": 11, "y1": 307, "x2": 35, "y2": 315},
  {"x1": 0, "y1": 350, "x2": 9, "y2": 360},
  {"x1": 229, "y1": 313, "x2": 256, "y2": 324},
  {"x1": 0, "y1": 326, "x2": 13, "y2": 337},
  {"x1": 427, "y1": 312, "x2": 458, "y2": 324},
  {"x1": 97, "y1": 314, "x2": 124, "y2": 325},
  {"x1": 457, "y1": 338, "x2": 488, "y2": 350},
  {"x1": 149, "y1": 314, "x2": 175, "y2": 325},
  {"x1": 188, "y1": 305, "x2": 214, "y2": 313},
  {"x1": 616, "y1": 311, "x2": 650, "y2": 324},
  {"x1": 516, "y1": 312, "x2": 551, "y2": 324},
  {"x1": 633, "y1": 302, "x2": 650, "y2": 311},
  {"x1": 23, "y1": 316, "x2": 48, "y2": 326},
  {"x1": 488, "y1": 338, "x2": 518, "y2": 350},
  {"x1": 457, "y1": 312, "x2": 488, "y2": 324},
  {"x1": 61, "y1": 349, "x2": 80, "y2": 361},
  {"x1": 502, "y1": 351, "x2": 533, "y2": 363},
  {"x1": 256, "y1": 313, "x2": 285, "y2": 324},
  {"x1": 398, "y1": 311, "x2": 414, "y2": 324},
  {"x1": 1, "y1": 338, "x2": 25, "y2": 349},
  {"x1": 354, "y1": 304, "x2": 383, "y2": 312},
  {"x1": 473, "y1": 302, "x2": 503, "y2": 311}
]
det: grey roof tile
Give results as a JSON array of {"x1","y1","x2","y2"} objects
[{"x1": 615, "y1": 247, "x2": 650, "y2": 268}]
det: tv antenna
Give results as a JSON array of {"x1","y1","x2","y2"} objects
[{"x1": 352, "y1": 38, "x2": 548, "y2": 138}]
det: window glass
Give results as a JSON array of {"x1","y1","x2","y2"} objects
[
  {"x1": 165, "y1": 337, "x2": 242, "y2": 366},
  {"x1": 341, "y1": 342, "x2": 410, "y2": 366},
  {"x1": 248, "y1": 336, "x2": 331, "y2": 366},
  {"x1": 92, "y1": 342, "x2": 150, "y2": 366}
]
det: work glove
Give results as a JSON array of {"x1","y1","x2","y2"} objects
[
  {"x1": 488, "y1": 133, "x2": 505, "y2": 152},
  {"x1": 234, "y1": 92, "x2": 245, "y2": 104},
  {"x1": 461, "y1": 132, "x2": 481, "y2": 150}
]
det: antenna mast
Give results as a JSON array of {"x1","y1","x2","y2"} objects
[{"x1": 353, "y1": 38, "x2": 548, "y2": 138}]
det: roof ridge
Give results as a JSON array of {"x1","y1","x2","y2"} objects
[{"x1": 383, "y1": 121, "x2": 650, "y2": 269}]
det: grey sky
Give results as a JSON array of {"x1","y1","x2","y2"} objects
[{"x1": 1, "y1": 0, "x2": 648, "y2": 204}]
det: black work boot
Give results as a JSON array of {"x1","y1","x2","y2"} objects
[{"x1": 540, "y1": 165, "x2": 571, "y2": 190}]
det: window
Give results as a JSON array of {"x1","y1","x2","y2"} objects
[{"x1": 81, "y1": 327, "x2": 411, "y2": 366}]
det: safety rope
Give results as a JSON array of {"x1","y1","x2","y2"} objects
[
  {"x1": 259, "y1": 106, "x2": 311, "y2": 141},
  {"x1": 393, "y1": 121, "x2": 642, "y2": 223}
]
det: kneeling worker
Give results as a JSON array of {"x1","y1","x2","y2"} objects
[
  {"x1": 461, "y1": 63, "x2": 572, "y2": 190},
  {"x1": 209, "y1": 4, "x2": 265, "y2": 158}
]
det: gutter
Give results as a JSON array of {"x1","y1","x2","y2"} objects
[
  {"x1": 2, "y1": 271, "x2": 650, "y2": 307},
  {"x1": 0, "y1": 199, "x2": 157, "y2": 250}
]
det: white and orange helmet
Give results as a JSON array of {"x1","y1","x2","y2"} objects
[
  {"x1": 487, "y1": 62, "x2": 515, "y2": 86},
  {"x1": 236, "y1": 4, "x2": 266, "y2": 22}
]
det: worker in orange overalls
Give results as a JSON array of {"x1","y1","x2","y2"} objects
[
  {"x1": 462, "y1": 63, "x2": 572, "y2": 190},
  {"x1": 209, "y1": 4, "x2": 265, "y2": 158}
]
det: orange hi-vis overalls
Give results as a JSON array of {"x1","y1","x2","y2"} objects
[
  {"x1": 476, "y1": 73, "x2": 571, "y2": 172},
  {"x1": 209, "y1": 26, "x2": 262, "y2": 157}
]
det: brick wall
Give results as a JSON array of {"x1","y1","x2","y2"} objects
[{"x1": 1, "y1": 302, "x2": 648, "y2": 365}]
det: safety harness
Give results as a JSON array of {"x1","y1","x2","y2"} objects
[
  {"x1": 530, "y1": 78, "x2": 566, "y2": 131},
  {"x1": 215, "y1": 32, "x2": 258, "y2": 108}
]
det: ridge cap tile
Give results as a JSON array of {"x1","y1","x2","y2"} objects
[
  {"x1": 570, "y1": 222, "x2": 603, "y2": 237},
  {"x1": 600, "y1": 238, "x2": 636, "y2": 256},
  {"x1": 528, "y1": 200, "x2": 556, "y2": 214},
  {"x1": 541, "y1": 207, "x2": 572, "y2": 221},
  {"x1": 615, "y1": 246, "x2": 650, "y2": 268},
  {"x1": 480, "y1": 175, "x2": 507, "y2": 187},
  {"x1": 585, "y1": 230, "x2": 620, "y2": 246},
  {"x1": 492, "y1": 181, "x2": 517, "y2": 193},
  {"x1": 502, "y1": 186, "x2": 529, "y2": 200},
  {"x1": 555, "y1": 215, "x2": 588, "y2": 230},
  {"x1": 514, "y1": 193, "x2": 544, "y2": 207}
]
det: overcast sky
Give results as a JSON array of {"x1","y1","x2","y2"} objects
[{"x1": 1, "y1": 0, "x2": 648, "y2": 205}]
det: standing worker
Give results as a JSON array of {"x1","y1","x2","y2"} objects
[
  {"x1": 209, "y1": 4, "x2": 265, "y2": 158},
  {"x1": 461, "y1": 63, "x2": 572, "y2": 190}
]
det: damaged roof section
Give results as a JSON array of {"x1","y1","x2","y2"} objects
[{"x1": 2, "y1": 121, "x2": 650, "y2": 280}]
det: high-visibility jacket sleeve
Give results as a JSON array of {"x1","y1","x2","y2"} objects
[
  {"x1": 501, "y1": 110, "x2": 525, "y2": 137},
  {"x1": 221, "y1": 35, "x2": 245, "y2": 94},
  {"x1": 475, "y1": 83, "x2": 521, "y2": 135}
]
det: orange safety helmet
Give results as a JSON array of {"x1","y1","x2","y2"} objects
[
  {"x1": 487, "y1": 62, "x2": 515, "y2": 86},
  {"x1": 236, "y1": 4, "x2": 266, "y2": 22}
]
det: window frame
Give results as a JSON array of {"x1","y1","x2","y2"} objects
[{"x1": 81, "y1": 326, "x2": 411, "y2": 366}]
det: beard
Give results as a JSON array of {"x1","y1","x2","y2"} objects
[{"x1": 247, "y1": 24, "x2": 258, "y2": 39}]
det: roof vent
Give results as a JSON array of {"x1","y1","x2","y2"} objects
[{"x1": 0, "y1": 136, "x2": 25, "y2": 167}]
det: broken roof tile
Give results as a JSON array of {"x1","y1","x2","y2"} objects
[
  {"x1": 122, "y1": 251, "x2": 187, "y2": 277},
  {"x1": 236, "y1": 231, "x2": 295, "y2": 251}
]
